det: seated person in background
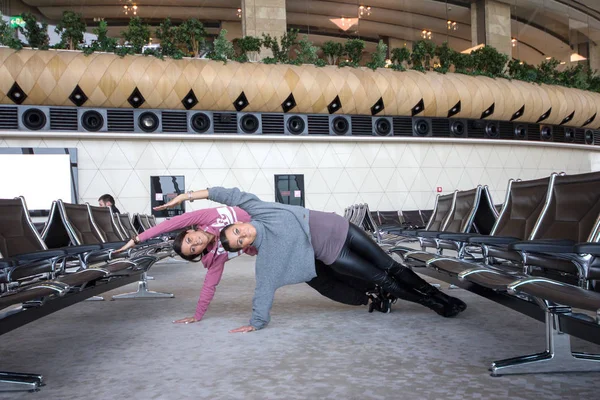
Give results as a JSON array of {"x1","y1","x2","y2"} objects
[
  {"x1": 98, "y1": 194, "x2": 120, "y2": 214},
  {"x1": 117, "y1": 205, "x2": 394, "y2": 325},
  {"x1": 158, "y1": 187, "x2": 467, "y2": 333}
]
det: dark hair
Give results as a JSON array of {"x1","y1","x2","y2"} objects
[
  {"x1": 173, "y1": 229, "x2": 206, "y2": 263},
  {"x1": 98, "y1": 194, "x2": 116, "y2": 204},
  {"x1": 219, "y1": 224, "x2": 240, "y2": 252}
]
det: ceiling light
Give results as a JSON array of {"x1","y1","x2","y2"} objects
[
  {"x1": 511, "y1": 38, "x2": 517, "y2": 47},
  {"x1": 447, "y1": 20, "x2": 458, "y2": 31},
  {"x1": 421, "y1": 30, "x2": 432, "y2": 40},
  {"x1": 570, "y1": 52, "x2": 587, "y2": 62},
  {"x1": 330, "y1": 17, "x2": 359, "y2": 31},
  {"x1": 358, "y1": 5, "x2": 372, "y2": 18},
  {"x1": 237, "y1": 8, "x2": 242, "y2": 18}
]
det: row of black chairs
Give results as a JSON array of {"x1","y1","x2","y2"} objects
[
  {"x1": 365, "y1": 171, "x2": 600, "y2": 376},
  {"x1": 0, "y1": 197, "x2": 174, "y2": 392}
]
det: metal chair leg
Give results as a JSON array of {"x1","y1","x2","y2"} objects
[
  {"x1": 491, "y1": 311, "x2": 600, "y2": 376},
  {"x1": 111, "y1": 272, "x2": 174, "y2": 299},
  {"x1": 0, "y1": 371, "x2": 44, "y2": 392}
]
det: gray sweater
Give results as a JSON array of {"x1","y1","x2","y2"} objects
[{"x1": 208, "y1": 187, "x2": 317, "y2": 330}]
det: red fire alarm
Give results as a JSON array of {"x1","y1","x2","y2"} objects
[{"x1": 436, "y1": 187, "x2": 443, "y2": 193}]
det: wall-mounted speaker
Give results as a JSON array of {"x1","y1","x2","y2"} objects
[
  {"x1": 484, "y1": 121, "x2": 500, "y2": 139},
  {"x1": 330, "y1": 115, "x2": 351, "y2": 136},
  {"x1": 187, "y1": 111, "x2": 213, "y2": 134},
  {"x1": 540, "y1": 125, "x2": 553, "y2": 141},
  {"x1": 19, "y1": 106, "x2": 50, "y2": 131},
  {"x1": 238, "y1": 112, "x2": 262, "y2": 134},
  {"x1": 372, "y1": 117, "x2": 393, "y2": 136},
  {"x1": 449, "y1": 119, "x2": 468, "y2": 138},
  {"x1": 412, "y1": 117, "x2": 432, "y2": 137},
  {"x1": 284, "y1": 114, "x2": 308, "y2": 135},
  {"x1": 134, "y1": 110, "x2": 161, "y2": 133},
  {"x1": 584, "y1": 129, "x2": 595, "y2": 145},
  {"x1": 513, "y1": 124, "x2": 528, "y2": 140},
  {"x1": 78, "y1": 109, "x2": 107, "y2": 132}
]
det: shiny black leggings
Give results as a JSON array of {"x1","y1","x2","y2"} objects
[{"x1": 327, "y1": 223, "x2": 432, "y2": 304}]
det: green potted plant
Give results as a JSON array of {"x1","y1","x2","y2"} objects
[
  {"x1": 295, "y1": 35, "x2": 319, "y2": 65},
  {"x1": 121, "y1": 16, "x2": 150, "y2": 54},
  {"x1": 237, "y1": 36, "x2": 262, "y2": 62},
  {"x1": 156, "y1": 17, "x2": 183, "y2": 59},
  {"x1": 322, "y1": 41, "x2": 343, "y2": 65},
  {"x1": 208, "y1": 29, "x2": 235, "y2": 63},
  {"x1": 178, "y1": 18, "x2": 206, "y2": 58},
  {"x1": 54, "y1": 11, "x2": 86, "y2": 50},
  {"x1": 435, "y1": 42, "x2": 453, "y2": 73},
  {"x1": 261, "y1": 28, "x2": 298, "y2": 63},
  {"x1": 340, "y1": 38, "x2": 365, "y2": 67},
  {"x1": 451, "y1": 51, "x2": 473, "y2": 74},
  {"x1": 390, "y1": 47, "x2": 410, "y2": 71},
  {"x1": 471, "y1": 45, "x2": 508, "y2": 77},
  {"x1": 507, "y1": 59, "x2": 538, "y2": 83},
  {"x1": 366, "y1": 39, "x2": 387, "y2": 70},
  {"x1": 18, "y1": 12, "x2": 49, "y2": 50}
]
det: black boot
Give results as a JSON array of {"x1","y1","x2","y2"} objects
[{"x1": 389, "y1": 264, "x2": 467, "y2": 315}]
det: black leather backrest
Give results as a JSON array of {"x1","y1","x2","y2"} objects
[
  {"x1": 378, "y1": 211, "x2": 401, "y2": 225},
  {"x1": 42, "y1": 201, "x2": 72, "y2": 249},
  {"x1": 534, "y1": 172, "x2": 600, "y2": 241},
  {"x1": 402, "y1": 210, "x2": 423, "y2": 227},
  {"x1": 118, "y1": 214, "x2": 138, "y2": 237},
  {"x1": 472, "y1": 186, "x2": 498, "y2": 235},
  {"x1": 140, "y1": 215, "x2": 152, "y2": 231},
  {"x1": 0, "y1": 199, "x2": 45, "y2": 257},
  {"x1": 428, "y1": 193, "x2": 454, "y2": 231},
  {"x1": 493, "y1": 176, "x2": 551, "y2": 239},
  {"x1": 420, "y1": 209, "x2": 433, "y2": 226},
  {"x1": 444, "y1": 188, "x2": 479, "y2": 233},
  {"x1": 89, "y1": 206, "x2": 122, "y2": 243},
  {"x1": 62, "y1": 203, "x2": 103, "y2": 245}
]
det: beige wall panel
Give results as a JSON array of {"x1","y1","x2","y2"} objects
[
  {"x1": 446, "y1": 74, "x2": 473, "y2": 118},
  {"x1": 542, "y1": 85, "x2": 562, "y2": 126},
  {"x1": 393, "y1": 72, "x2": 420, "y2": 116},
  {"x1": 473, "y1": 76, "x2": 495, "y2": 119},
  {"x1": 2, "y1": 49, "x2": 600, "y2": 127}
]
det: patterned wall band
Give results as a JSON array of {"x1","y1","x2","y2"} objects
[{"x1": 1, "y1": 48, "x2": 600, "y2": 128}]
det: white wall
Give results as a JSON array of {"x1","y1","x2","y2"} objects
[{"x1": 0, "y1": 137, "x2": 594, "y2": 215}]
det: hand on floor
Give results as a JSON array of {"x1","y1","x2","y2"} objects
[
  {"x1": 173, "y1": 316, "x2": 198, "y2": 324},
  {"x1": 229, "y1": 325, "x2": 256, "y2": 333}
]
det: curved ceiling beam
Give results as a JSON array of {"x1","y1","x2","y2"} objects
[
  {"x1": 24, "y1": 0, "x2": 240, "y2": 5},
  {"x1": 37, "y1": 6, "x2": 242, "y2": 21}
]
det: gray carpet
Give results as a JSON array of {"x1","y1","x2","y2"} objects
[{"x1": 1, "y1": 256, "x2": 599, "y2": 400}]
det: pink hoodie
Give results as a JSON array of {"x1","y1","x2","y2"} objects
[{"x1": 139, "y1": 206, "x2": 257, "y2": 320}]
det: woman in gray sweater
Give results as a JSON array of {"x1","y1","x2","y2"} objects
[{"x1": 166, "y1": 187, "x2": 466, "y2": 333}]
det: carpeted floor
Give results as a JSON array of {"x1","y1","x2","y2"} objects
[{"x1": 1, "y1": 255, "x2": 598, "y2": 400}]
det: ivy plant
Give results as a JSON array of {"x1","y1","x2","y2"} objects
[{"x1": 322, "y1": 41, "x2": 343, "y2": 65}]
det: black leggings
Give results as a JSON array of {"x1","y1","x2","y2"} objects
[
  {"x1": 306, "y1": 260, "x2": 372, "y2": 306},
  {"x1": 327, "y1": 223, "x2": 432, "y2": 304}
]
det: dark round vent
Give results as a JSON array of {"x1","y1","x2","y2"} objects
[
  {"x1": 240, "y1": 114, "x2": 259, "y2": 133},
  {"x1": 564, "y1": 128, "x2": 576, "y2": 143},
  {"x1": 450, "y1": 120, "x2": 465, "y2": 137},
  {"x1": 540, "y1": 126, "x2": 552, "y2": 141},
  {"x1": 413, "y1": 119, "x2": 429, "y2": 136},
  {"x1": 287, "y1": 116, "x2": 305, "y2": 135},
  {"x1": 138, "y1": 112, "x2": 159, "y2": 133},
  {"x1": 332, "y1": 116, "x2": 349, "y2": 135},
  {"x1": 514, "y1": 125, "x2": 527, "y2": 139},
  {"x1": 485, "y1": 122, "x2": 499, "y2": 138},
  {"x1": 81, "y1": 110, "x2": 104, "y2": 132},
  {"x1": 584, "y1": 129, "x2": 595, "y2": 145},
  {"x1": 22, "y1": 108, "x2": 46, "y2": 130},
  {"x1": 191, "y1": 113, "x2": 211, "y2": 133},
  {"x1": 374, "y1": 118, "x2": 391, "y2": 136}
]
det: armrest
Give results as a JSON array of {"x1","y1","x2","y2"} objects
[
  {"x1": 417, "y1": 231, "x2": 443, "y2": 238},
  {"x1": 101, "y1": 241, "x2": 127, "y2": 250},
  {"x1": 437, "y1": 233, "x2": 482, "y2": 241},
  {"x1": 508, "y1": 239, "x2": 577, "y2": 253},
  {"x1": 468, "y1": 236, "x2": 521, "y2": 245},
  {"x1": 10, "y1": 249, "x2": 68, "y2": 262},
  {"x1": 574, "y1": 242, "x2": 600, "y2": 256},
  {"x1": 63, "y1": 244, "x2": 103, "y2": 255}
]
